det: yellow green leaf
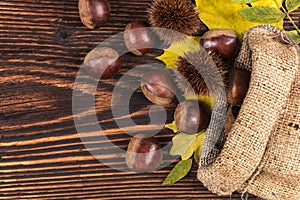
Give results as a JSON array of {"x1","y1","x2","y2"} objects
[
  {"x1": 170, "y1": 133, "x2": 196, "y2": 159},
  {"x1": 165, "y1": 121, "x2": 179, "y2": 133},
  {"x1": 156, "y1": 36, "x2": 201, "y2": 69},
  {"x1": 286, "y1": 30, "x2": 300, "y2": 44},
  {"x1": 252, "y1": 0, "x2": 284, "y2": 8},
  {"x1": 285, "y1": 0, "x2": 300, "y2": 12},
  {"x1": 170, "y1": 131, "x2": 205, "y2": 160},
  {"x1": 162, "y1": 159, "x2": 192, "y2": 185},
  {"x1": 239, "y1": 6, "x2": 285, "y2": 23},
  {"x1": 232, "y1": 0, "x2": 261, "y2": 3},
  {"x1": 194, "y1": 146, "x2": 201, "y2": 164},
  {"x1": 195, "y1": 0, "x2": 284, "y2": 37},
  {"x1": 188, "y1": 132, "x2": 205, "y2": 160}
]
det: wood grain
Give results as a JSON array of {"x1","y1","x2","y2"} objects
[{"x1": 0, "y1": 0, "x2": 299, "y2": 199}]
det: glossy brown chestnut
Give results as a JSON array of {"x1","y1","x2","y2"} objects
[
  {"x1": 141, "y1": 69, "x2": 175, "y2": 105},
  {"x1": 226, "y1": 68, "x2": 251, "y2": 105},
  {"x1": 174, "y1": 100, "x2": 210, "y2": 134},
  {"x1": 124, "y1": 21, "x2": 155, "y2": 56},
  {"x1": 84, "y1": 47, "x2": 121, "y2": 79},
  {"x1": 200, "y1": 29, "x2": 239, "y2": 61},
  {"x1": 78, "y1": 0, "x2": 111, "y2": 29},
  {"x1": 125, "y1": 134, "x2": 162, "y2": 172}
]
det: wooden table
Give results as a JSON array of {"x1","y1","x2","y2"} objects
[{"x1": 1, "y1": 0, "x2": 298, "y2": 199}]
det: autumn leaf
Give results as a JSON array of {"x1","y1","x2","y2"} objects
[
  {"x1": 170, "y1": 132, "x2": 205, "y2": 160},
  {"x1": 232, "y1": 0, "x2": 261, "y2": 3},
  {"x1": 165, "y1": 121, "x2": 179, "y2": 133},
  {"x1": 251, "y1": 0, "x2": 284, "y2": 8},
  {"x1": 188, "y1": 133, "x2": 206, "y2": 160},
  {"x1": 162, "y1": 159, "x2": 193, "y2": 185},
  {"x1": 195, "y1": 0, "x2": 284, "y2": 37},
  {"x1": 170, "y1": 133, "x2": 197, "y2": 160},
  {"x1": 285, "y1": 0, "x2": 300, "y2": 12},
  {"x1": 239, "y1": 6, "x2": 285, "y2": 23},
  {"x1": 194, "y1": 146, "x2": 202, "y2": 164},
  {"x1": 286, "y1": 30, "x2": 300, "y2": 44},
  {"x1": 156, "y1": 36, "x2": 200, "y2": 69}
]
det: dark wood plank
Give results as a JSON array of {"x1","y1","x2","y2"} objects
[{"x1": 0, "y1": 0, "x2": 299, "y2": 199}]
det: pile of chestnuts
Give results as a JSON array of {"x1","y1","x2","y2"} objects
[
  {"x1": 79, "y1": 0, "x2": 161, "y2": 171},
  {"x1": 78, "y1": 0, "x2": 251, "y2": 173}
]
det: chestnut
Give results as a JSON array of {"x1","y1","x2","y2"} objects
[
  {"x1": 174, "y1": 100, "x2": 210, "y2": 134},
  {"x1": 125, "y1": 134, "x2": 163, "y2": 172},
  {"x1": 84, "y1": 47, "x2": 121, "y2": 79},
  {"x1": 124, "y1": 21, "x2": 155, "y2": 56},
  {"x1": 224, "y1": 105, "x2": 241, "y2": 133},
  {"x1": 78, "y1": 0, "x2": 111, "y2": 29},
  {"x1": 226, "y1": 68, "x2": 251, "y2": 105},
  {"x1": 141, "y1": 69, "x2": 175, "y2": 105},
  {"x1": 200, "y1": 29, "x2": 239, "y2": 61}
]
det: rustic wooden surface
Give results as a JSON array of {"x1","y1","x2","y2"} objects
[{"x1": 0, "y1": 0, "x2": 299, "y2": 199}]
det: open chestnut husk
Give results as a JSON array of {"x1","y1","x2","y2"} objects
[
  {"x1": 125, "y1": 134, "x2": 163, "y2": 173},
  {"x1": 174, "y1": 100, "x2": 210, "y2": 134},
  {"x1": 141, "y1": 69, "x2": 175, "y2": 105},
  {"x1": 200, "y1": 29, "x2": 239, "y2": 61},
  {"x1": 124, "y1": 21, "x2": 155, "y2": 56},
  {"x1": 84, "y1": 47, "x2": 121, "y2": 79}
]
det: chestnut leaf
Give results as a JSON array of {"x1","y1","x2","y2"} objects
[
  {"x1": 239, "y1": 6, "x2": 285, "y2": 23},
  {"x1": 162, "y1": 159, "x2": 192, "y2": 185},
  {"x1": 231, "y1": 0, "x2": 261, "y2": 3},
  {"x1": 170, "y1": 132, "x2": 205, "y2": 160},
  {"x1": 251, "y1": 0, "x2": 283, "y2": 8},
  {"x1": 285, "y1": 0, "x2": 300, "y2": 12},
  {"x1": 165, "y1": 121, "x2": 178, "y2": 133},
  {"x1": 286, "y1": 30, "x2": 300, "y2": 44},
  {"x1": 194, "y1": 147, "x2": 202, "y2": 164},
  {"x1": 195, "y1": 0, "x2": 284, "y2": 37},
  {"x1": 156, "y1": 36, "x2": 200, "y2": 69}
]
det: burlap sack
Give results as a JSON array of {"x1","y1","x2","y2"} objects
[{"x1": 197, "y1": 24, "x2": 300, "y2": 200}]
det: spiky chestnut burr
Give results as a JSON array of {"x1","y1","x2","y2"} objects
[
  {"x1": 148, "y1": 0, "x2": 200, "y2": 44},
  {"x1": 174, "y1": 50, "x2": 227, "y2": 97}
]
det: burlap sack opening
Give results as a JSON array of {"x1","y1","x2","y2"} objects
[{"x1": 197, "y1": 25, "x2": 300, "y2": 200}]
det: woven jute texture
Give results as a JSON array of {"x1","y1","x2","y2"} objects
[{"x1": 197, "y1": 25, "x2": 300, "y2": 200}]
